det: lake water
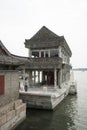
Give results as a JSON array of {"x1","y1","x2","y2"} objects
[{"x1": 15, "y1": 71, "x2": 87, "y2": 130}]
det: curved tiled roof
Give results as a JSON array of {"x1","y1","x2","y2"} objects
[
  {"x1": 27, "y1": 26, "x2": 61, "y2": 42},
  {"x1": 0, "y1": 41, "x2": 28, "y2": 65},
  {"x1": 25, "y1": 26, "x2": 63, "y2": 43},
  {"x1": 24, "y1": 26, "x2": 72, "y2": 56}
]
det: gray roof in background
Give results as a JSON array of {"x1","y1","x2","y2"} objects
[{"x1": 0, "y1": 41, "x2": 28, "y2": 65}]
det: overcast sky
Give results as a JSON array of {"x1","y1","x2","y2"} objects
[{"x1": 0, "y1": 0, "x2": 87, "y2": 68}]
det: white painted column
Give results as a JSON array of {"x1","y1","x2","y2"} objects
[{"x1": 54, "y1": 68, "x2": 57, "y2": 88}]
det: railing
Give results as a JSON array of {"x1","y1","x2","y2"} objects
[
  {"x1": 29, "y1": 57, "x2": 62, "y2": 63},
  {"x1": 28, "y1": 57, "x2": 62, "y2": 69}
]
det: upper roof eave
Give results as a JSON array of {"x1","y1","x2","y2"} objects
[
  {"x1": 24, "y1": 26, "x2": 63, "y2": 45},
  {"x1": 24, "y1": 26, "x2": 72, "y2": 56}
]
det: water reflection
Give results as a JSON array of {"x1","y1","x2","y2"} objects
[
  {"x1": 15, "y1": 95, "x2": 78, "y2": 130},
  {"x1": 74, "y1": 71, "x2": 87, "y2": 130},
  {"x1": 52, "y1": 95, "x2": 78, "y2": 130}
]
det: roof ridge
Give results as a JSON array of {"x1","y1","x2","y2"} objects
[{"x1": 26, "y1": 26, "x2": 62, "y2": 41}]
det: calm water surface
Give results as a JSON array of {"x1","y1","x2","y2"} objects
[{"x1": 15, "y1": 71, "x2": 87, "y2": 130}]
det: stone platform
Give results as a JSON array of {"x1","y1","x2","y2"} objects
[{"x1": 19, "y1": 85, "x2": 70, "y2": 110}]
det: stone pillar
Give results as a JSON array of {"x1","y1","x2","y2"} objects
[
  {"x1": 59, "y1": 69, "x2": 62, "y2": 88},
  {"x1": 54, "y1": 68, "x2": 57, "y2": 88},
  {"x1": 42, "y1": 71, "x2": 45, "y2": 83},
  {"x1": 23, "y1": 68, "x2": 25, "y2": 86},
  {"x1": 22, "y1": 67, "x2": 25, "y2": 91},
  {"x1": 58, "y1": 46, "x2": 62, "y2": 58},
  {"x1": 39, "y1": 51, "x2": 41, "y2": 58},
  {"x1": 44, "y1": 51, "x2": 45, "y2": 57},
  {"x1": 48, "y1": 50, "x2": 50, "y2": 57},
  {"x1": 29, "y1": 71, "x2": 32, "y2": 86},
  {"x1": 40, "y1": 71, "x2": 42, "y2": 82},
  {"x1": 34, "y1": 71, "x2": 35, "y2": 85},
  {"x1": 29, "y1": 49, "x2": 31, "y2": 57}
]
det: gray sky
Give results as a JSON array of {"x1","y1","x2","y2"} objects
[{"x1": 0, "y1": 0, "x2": 87, "y2": 68}]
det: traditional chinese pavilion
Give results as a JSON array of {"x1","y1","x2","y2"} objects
[
  {"x1": 24, "y1": 26, "x2": 72, "y2": 88},
  {"x1": 19, "y1": 26, "x2": 73, "y2": 110}
]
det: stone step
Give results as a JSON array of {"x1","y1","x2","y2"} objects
[
  {"x1": 15, "y1": 103, "x2": 26, "y2": 115},
  {"x1": 14, "y1": 99, "x2": 23, "y2": 109},
  {"x1": 0, "y1": 99, "x2": 23, "y2": 117},
  {"x1": 0, "y1": 101, "x2": 26, "y2": 129},
  {"x1": 0, "y1": 101, "x2": 14, "y2": 117}
]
